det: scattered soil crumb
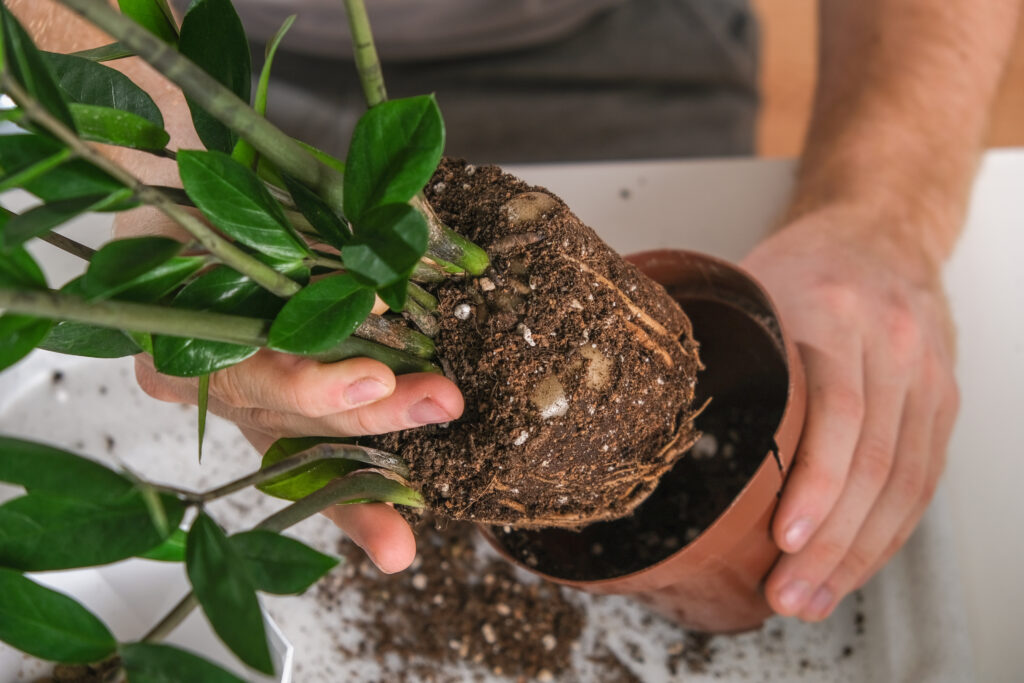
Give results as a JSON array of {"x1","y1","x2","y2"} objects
[
  {"x1": 666, "y1": 631, "x2": 716, "y2": 676},
  {"x1": 319, "y1": 520, "x2": 585, "y2": 682},
  {"x1": 587, "y1": 645, "x2": 643, "y2": 683}
]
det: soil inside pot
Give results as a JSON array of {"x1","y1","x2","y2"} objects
[
  {"x1": 491, "y1": 298, "x2": 788, "y2": 580},
  {"x1": 365, "y1": 160, "x2": 702, "y2": 529}
]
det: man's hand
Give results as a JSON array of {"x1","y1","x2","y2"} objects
[
  {"x1": 741, "y1": 204, "x2": 959, "y2": 621},
  {"x1": 135, "y1": 349, "x2": 463, "y2": 574}
]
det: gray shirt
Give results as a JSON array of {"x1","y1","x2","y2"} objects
[{"x1": 175, "y1": 0, "x2": 623, "y2": 60}]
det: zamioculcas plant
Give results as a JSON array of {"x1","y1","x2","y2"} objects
[{"x1": 0, "y1": 0, "x2": 702, "y2": 678}]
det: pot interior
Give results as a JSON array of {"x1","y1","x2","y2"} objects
[{"x1": 491, "y1": 295, "x2": 788, "y2": 581}]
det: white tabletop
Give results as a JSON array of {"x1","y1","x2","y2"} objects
[{"x1": 3, "y1": 151, "x2": 1021, "y2": 680}]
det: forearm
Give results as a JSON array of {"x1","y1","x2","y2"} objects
[
  {"x1": 788, "y1": 0, "x2": 1020, "y2": 270},
  {"x1": 7, "y1": 0, "x2": 199, "y2": 185}
]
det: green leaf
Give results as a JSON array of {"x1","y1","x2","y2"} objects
[
  {"x1": 377, "y1": 278, "x2": 409, "y2": 312},
  {"x1": 296, "y1": 140, "x2": 345, "y2": 175},
  {"x1": 283, "y1": 174, "x2": 350, "y2": 249},
  {"x1": 0, "y1": 245, "x2": 46, "y2": 289},
  {"x1": 2, "y1": 190, "x2": 134, "y2": 248},
  {"x1": 120, "y1": 642, "x2": 247, "y2": 683},
  {"x1": 38, "y1": 321, "x2": 144, "y2": 358},
  {"x1": 0, "y1": 436, "x2": 135, "y2": 501},
  {"x1": 229, "y1": 530, "x2": 338, "y2": 595},
  {"x1": 178, "y1": 150, "x2": 310, "y2": 261},
  {"x1": 267, "y1": 274, "x2": 373, "y2": 354},
  {"x1": 178, "y1": 0, "x2": 251, "y2": 153},
  {"x1": 343, "y1": 95, "x2": 444, "y2": 222},
  {"x1": 0, "y1": 568, "x2": 116, "y2": 664},
  {"x1": 81, "y1": 237, "x2": 203, "y2": 303},
  {"x1": 150, "y1": 261, "x2": 306, "y2": 377},
  {"x1": 138, "y1": 527, "x2": 186, "y2": 563},
  {"x1": 0, "y1": 9, "x2": 76, "y2": 132},
  {"x1": 342, "y1": 203, "x2": 429, "y2": 287},
  {"x1": 231, "y1": 15, "x2": 295, "y2": 168},
  {"x1": 0, "y1": 314, "x2": 53, "y2": 372},
  {"x1": 44, "y1": 51, "x2": 163, "y2": 125},
  {"x1": 69, "y1": 103, "x2": 170, "y2": 150},
  {"x1": 0, "y1": 147, "x2": 73, "y2": 193},
  {"x1": 197, "y1": 374, "x2": 209, "y2": 463},
  {"x1": 0, "y1": 491, "x2": 185, "y2": 571},
  {"x1": 186, "y1": 513, "x2": 273, "y2": 675},
  {"x1": 117, "y1": 0, "x2": 179, "y2": 44},
  {"x1": 0, "y1": 135, "x2": 126, "y2": 203}
]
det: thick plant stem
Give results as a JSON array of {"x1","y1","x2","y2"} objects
[
  {"x1": 0, "y1": 75, "x2": 302, "y2": 298},
  {"x1": 355, "y1": 314, "x2": 434, "y2": 358},
  {"x1": 342, "y1": 0, "x2": 386, "y2": 108},
  {"x1": 55, "y1": 0, "x2": 347, "y2": 213},
  {"x1": 402, "y1": 295, "x2": 439, "y2": 338},
  {"x1": 413, "y1": 195, "x2": 490, "y2": 275},
  {"x1": 0, "y1": 288, "x2": 440, "y2": 374}
]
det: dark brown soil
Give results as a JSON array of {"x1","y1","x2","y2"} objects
[
  {"x1": 366, "y1": 160, "x2": 701, "y2": 528},
  {"x1": 318, "y1": 519, "x2": 585, "y2": 682},
  {"x1": 490, "y1": 298, "x2": 788, "y2": 580}
]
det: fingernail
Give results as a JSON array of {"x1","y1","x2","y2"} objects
[
  {"x1": 806, "y1": 586, "x2": 834, "y2": 619},
  {"x1": 345, "y1": 378, "x2": 390, "y2": 406},
  {"x1": 408, "y1": 398, "x2": 451, "y2": 425},
  {"x1": 784, "y1": 517, "x2": 814, "y2": 551},
  {"x1": 778, "y1": 579, "x2": 811, "y2": 613}
]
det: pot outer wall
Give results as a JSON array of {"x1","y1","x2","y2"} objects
[{"x1": 483, "y1": 249, "x2": 808, "y2": 633}]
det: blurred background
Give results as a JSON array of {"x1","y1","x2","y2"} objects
[{"x1": 754, "y1": 1, "x2": 1024, "y2": 157}]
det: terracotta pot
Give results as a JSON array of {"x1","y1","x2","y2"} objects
[{"x1": 483, "y1": 249, "x2": 806, "y2": 633}]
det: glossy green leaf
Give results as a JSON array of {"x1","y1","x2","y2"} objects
[
  {"x1": 0, "y1": 436, "x2": 135, "y2": 501},
  {"x1": 38, "y1": 321, "x2": 143, "y2": 358},
  {"x1": 197, "y1": 373, "x2": 209, "y2": 463},
  {"x1": 0, "y1": 135, "x2": 127, "y2": 203},
  {"x1": 151, "y1": 262, "x2": 306, "y2": 377},
  {"x1": 0, "y1": 568, "x2": 116, "y2": 664},
  {"x1": 267, "y1": 274, "x2": 373, "y2": 354},
  {"x1": 0, "y1": 245, "x2": 46, "y2": 289},
  {"x1": 69, "y1": 103, "x2": 170, "y2": 150},
  {"x1": 229, "y1": 530, "x2": 338, "y2": 595},
  {"x1": 377, "y1": 278, "x2": 409, "y2": 312},
  {"x1": 117, "y1": 0, "x2": 178, "y2": 43},
  {"x1": 343, "y1": 203, "x2": 429, "y2": 287},
  {"x1": 0, "y1": 491, "x2": 185, "y2": 571},
  {"x1": 81, "y1": 237, "x2": 203, "y2": 303},
  {"x1": 2, "y1": 190, "x2": 134, "y2": 248},
  {"x1": 138, "y1": 527, "x2": 186, "y2": 563},
  {"x1": 343, "y1": 95, "x2": 444, "y2": 221},
  {"x1": 186, "y1": 513, "x2": 273, "y2": 675},
  {"x1": 283, "y1": 174, "x2": 350, "y2": 249},
  {"x1": 0, "y1": 314, "x2": 53, "y2": 372},
  {"x1": 178, "y1": 150, "x2": 309, "y2": 261},
  {"x1": 44, "y1": 51, "x2": 163, "y2": 125},
  {"x1": 0, "y1": 9, "x2": 76, "y2": 132},
  {"x1": 120, "y1": 642, "x2": 246, "y2": 683},
  {"x1": 179, "y1": 0, "x2": 251, "y2": 153}
]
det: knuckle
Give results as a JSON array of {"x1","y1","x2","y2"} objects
[
  {"x1": 135, "y1": 364, "x2": 178, "y2": 403},
  {"x1": 208, "y1": 370, "x2": 248, "y2": 409},
  {"x1": 809, "y1": 537, "x2": 849, "y2": 568},
  {"x1": 884, "y1": 305, "x2": 921, "y2": 363},
  {"x1": 281, "y1": 367, "x2": 323, "y2": 418},
  {"x1": 856, "y1": 436, "x2": 895, "y2": 490},
  {"x1": 825, "y1": 385, "x2": 865, "y2": 426},
  {"x1": 891, "y1": 461, "x2": 928, "y2": 502},
  {"x1": 838, "y1": 546, "x2": 874, "y2": 581},
  {"x1": 794, "y1": 457, "x2": 846, "y2": 508},
  {"x1": 818, "y1": 283, "x2": 862, "y2": 319}
]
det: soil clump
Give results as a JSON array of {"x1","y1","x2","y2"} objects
[{"x1": 366, "y1": 160, "x2": 702, "y2": 529}]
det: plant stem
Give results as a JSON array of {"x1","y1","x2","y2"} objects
[
  {"x1": 411, "y1": 260, "x2": 450, "y2": 284},
  {"x1": 69, "y1": 41, "x2": 133, "y2": 62},
  {"x1": 402, "y1": 295, "x2": 439, "y2": 338},
  {"x1": 342, "y1": 0, "x2": 386, "y2": 108},
  {"x1": 0, "y1": 75, "x2": 302, "y2": 298},
  {"x1": 0, "y1": 288, "x2": 440, "y2": 373},
  {"x1": 197, "y1": 443, "x2": 407, "y2": 502},
  {"x1": 38, "y1": 231, "x2": 96, "y2": 260},
  {"x1": 412, "y1": 195, "x2": 490, "y2": 275},
  {"x1": 143, "y1": 592, "x2": 197, "y2": 642},
  {"x1": 356, "y1": 314, "x2": 434, "y2": 358},
  {"x1": 56, "y1": 0, "x2": 347, "y2": 214},
  {"x1": 407, "y1": 281, "x2": 438, "y2": 311}
]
